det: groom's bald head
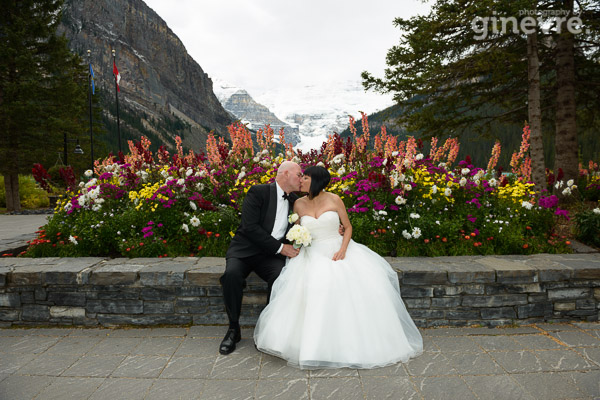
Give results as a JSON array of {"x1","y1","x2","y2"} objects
[{"x1": 276, "y1": 161, "x2": 302, "y2": 193}]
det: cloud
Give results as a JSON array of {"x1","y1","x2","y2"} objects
[{"x1": 144, "y1": 0, "x2": 430, "y2": 95}]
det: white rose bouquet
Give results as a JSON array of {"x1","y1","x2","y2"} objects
[{"x1": 286, "y1": 224, "x2": 312, "y2": 249}]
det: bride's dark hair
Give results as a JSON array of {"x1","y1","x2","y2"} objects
[{"x1": 303, "y1": 166, "x2": 330, "y2": 199}]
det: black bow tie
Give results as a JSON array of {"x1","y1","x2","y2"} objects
[{"x1": 282, "y1": 192, "x2": 290, "y2": 201}]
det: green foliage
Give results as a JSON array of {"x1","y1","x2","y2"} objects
[
  {"x1": 574, "y1": 207, "x2": 600, "y2": 248},
  {"x1": 0, "y1": 175, "x2": 49, "y2": 209},
  {"x1": 362, "y1": 0, "x2": 600, "y2": 140}
]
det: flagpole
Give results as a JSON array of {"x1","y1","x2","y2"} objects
[
  {"x1": 112, "y1": 49, "x2": 121, "y2": 154},
  {"x1": 87, "y1": 49, "x2": 94, "y2": 171}
]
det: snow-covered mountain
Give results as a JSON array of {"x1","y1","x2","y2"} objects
[
  {"x1": 212, "y1": 79, "x2": 300, "y2": 146},
  {"x1": 213, "y1": 79, "x2": 393, "y2": 151}
]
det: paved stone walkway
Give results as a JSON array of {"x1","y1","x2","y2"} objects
[
  {"x1": 0, "y1": 214, "x2": 49, "y2": 255},
  {"x1": 0, "y1": 323, "x2": 599, "y2": 399}
]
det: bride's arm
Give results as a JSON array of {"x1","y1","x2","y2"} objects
[{"x1": 332, "y1": 195, "x2": 352, "y2": 261}]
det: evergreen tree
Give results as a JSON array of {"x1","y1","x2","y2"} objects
[
  {"x1": 363, "y1": 0, "x2": 600, "y2": 188},
  {"x1": 0, "y1": 0, "x2": 88, "y2": 211}
]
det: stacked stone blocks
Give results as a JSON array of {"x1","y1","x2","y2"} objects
[{"x1": 0, "y1": 254, "x2": 598, "y2": 328}]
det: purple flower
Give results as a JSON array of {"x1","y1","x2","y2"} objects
[
  {"x1": 554, "y1": 208, "x2": 570, "y2": 220},
  {"x1": 467, "y1": 214, "x2": 477, "y2": 223},
  {"x1": 539, "y1": 195, "x2": 559, "y2": 209}
]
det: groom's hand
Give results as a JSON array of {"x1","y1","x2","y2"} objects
[{"x1": 281, "y1": 244, "x2": 300, "y2": 258}]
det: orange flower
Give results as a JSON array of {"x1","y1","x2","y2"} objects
[
  {"x1": 464, "y1": 235, "x2": 471, "y2": 240},
  {"x1": 442, "y1": 237, "x2": 447, "y2": 242},
  {"x1": 523, "y1": 244, "x2": 529, "y2": 249},
  {"x1": 424, "y1": 239, "x2": 430, "y2": 244}
]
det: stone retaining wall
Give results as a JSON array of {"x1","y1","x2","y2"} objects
[{"x1": 0, "y1": 254, "x2": 599, "y2": 328}]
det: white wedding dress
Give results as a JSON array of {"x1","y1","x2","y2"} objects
[{"x1": 254, "y1": 210, "x2": 423, "y2": 369}]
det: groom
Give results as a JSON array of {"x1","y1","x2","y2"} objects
[{"x1": 219, "y1": 161, "x2": 303, "y2": 355}]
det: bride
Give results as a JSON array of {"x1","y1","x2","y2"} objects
[{"x1": 254, "y1": 166, "x2": 423, "y2": 369}]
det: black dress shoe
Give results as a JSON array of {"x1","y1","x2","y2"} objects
[{"x1": 219, "y1": 328, "x2": 241, "y2": 355}]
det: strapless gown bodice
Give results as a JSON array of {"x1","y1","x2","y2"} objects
[
  {"x1": 300, "y1": 210, "x2": 341, "y2": 241},
  {"x1": 254, "y1": 210, "x2": 423, "y2": 370}
]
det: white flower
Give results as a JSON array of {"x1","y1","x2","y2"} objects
[
  {"x1": 521, "y1": 201, "x2": 533, "y2": 210},
  {"x1": 403, "y1": 184, "x2": 412, "y2": 192},
  {"x1": 382, "y1": 159, "x2": 388, "y2": 166},
  {"x1": 69, "y1": 235, "x2": 78, "y2": 245},
  {"x1": 411, "y1": 227, "x2": 422, "y2": 239},
  {"x1": 317, "y1": 161, "x2": 325, "y2": 167},
  {"x1": 391, "y1": 151, "x2": 399, "y2": 157},
  {"x1": 190, "y1": 216, "x2": 200, "y2": 227},
  {"x1": 395, "y1": 196, "x2": 407, "y2": 205},
  {"x1": 196, "y1": 183, "x2": 204, "y2": 191},
  {"x1": 190, "y1": 201, "x2": 197, "y2": 211},
  {"x1": 432, "y1": 185, "x2": 438, "y2": 194},
  {"x1": 64, "y1": 203, "x2": 72, "y2": 212},
  {"x1": 186, "y1": 169, "x2": 194, "y2": 177},
  {"x1": 77, "y1": 195, "x2": 87, "y2": 207},
  {"x1": 435, "y1": 220, "x2": 440, "y2": 225},
  {"x1": 262, "y1": 149, "x2": 269, "y2": 155},
  {"x1": 444, "y1": 188, "x2": 452, "y2": 196},
  {"x1": 409, "y1": 213, "x2": 421, "y2": 219},
  {"x1": 567, "y1": 179, "x2": 574, "y2": 187},
  {"x1": 488, "y1": 178, "x2": 498, "y2": 187},
  {"x1": 117, "y1": 231, "x2": 121, "y2": 235},
  {"x1": 337, "y1": 166, "x2": 346, "y2": 176},
  {"x1": 177, "y1": 178, "x2": 185, "y2": 186},
  {"x1": 160, "y1": 170, "x2": 169, "y2": 178},
  {"x1": 92, "y1": 204, "x2": 101, "y2": 212},
  {"x1": 286, "y1": 225, "x2": 312, "y2": 248},
  {"x1": 562, "y1": 187, "x2": 572, "y2": 196},
  {"x1": 415, "y1": 153, "x2": 424, "y2": 161},
  {"x1": 379, "y1": 210, "x2": 388, "y2": 216},
  {"x1": 438, "y1": 162, "x2": 446, "y2": 168},
  {"x1": 593, "y1": 208, "x2": 600, "y2": 215},
  {"x1": 84, "y1": 169, "x2": 93, "y2": 177},
  {"x1": 84, "y1": 178, "x2": 97, "y2": 188},
  {"x1": 399, "y1": 173, "x2": 406, "y2": 182},
  {"x1": 555, "y1": 180, "x2": 564, "y2": 189},
  {"x1": 459, "y1": 177, "x2": 467, "y2": 187},
  {"x1": 402, "y1": 230, "x2": 412, "y2": 239},
  {"x1": 181, "y1": 224, "x2": 189, "y2": 233},
  {"x1": 288, "y1": 213, "x2": 299, "y2": 223},
  {"x1": 461, "y1": 168, "x2": 470, "y2": 175}
]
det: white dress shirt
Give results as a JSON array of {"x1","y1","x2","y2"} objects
[{"x1": 271, "y1": 182, "x2": 289, "y2": 253}]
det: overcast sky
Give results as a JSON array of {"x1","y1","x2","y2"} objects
[{"x1": 143, "y1": 0, "x2": 431, "y2": 96}]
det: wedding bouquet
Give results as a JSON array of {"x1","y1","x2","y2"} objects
[{"x1": 286, "y1": 224, "x2": 312, "y2": 249}]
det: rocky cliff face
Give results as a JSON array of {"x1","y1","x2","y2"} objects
[
  {"x1": 214, "y1": 80, "x2": 300, "y2": 146},
  {"x1": 58, "y1": 0, "x2": 233, "y2": 151}
]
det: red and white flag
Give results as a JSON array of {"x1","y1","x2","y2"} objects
[{"x1": 113, "y1": 60, "x2": 121, "y2": 92}]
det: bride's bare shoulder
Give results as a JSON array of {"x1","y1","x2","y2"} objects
[{"x1": 323, "y1": 191, "x2": 341, "y2": 201}]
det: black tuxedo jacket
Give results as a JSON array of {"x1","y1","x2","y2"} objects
[{"x1": 226, "y1": 182, "x2": 298, "y2": 259}]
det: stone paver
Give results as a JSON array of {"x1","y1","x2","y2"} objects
[{"x1": 0, "y1": 323, "x2": 598, "y2": 399}]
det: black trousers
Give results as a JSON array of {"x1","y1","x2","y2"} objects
[{"x1": 220, "y1": 253, "x2": 285, "y2": 326}]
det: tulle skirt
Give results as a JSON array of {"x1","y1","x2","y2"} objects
[{"x1": 254, "y1": 236, "x2": 423, "y2": 369}]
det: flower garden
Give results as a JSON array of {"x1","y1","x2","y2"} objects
[{"x1": 22, "y1": 114, "x2": 600, "y2": 258}]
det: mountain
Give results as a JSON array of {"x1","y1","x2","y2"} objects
[
  {"x1": 58, "y1": 0, "x2": 233, "y2": 153},
  {"x1": 213, "y1": 80, "x2": 301, "y2": 146},
  {"x1": 253, "y1": 81, "x2": 394, "y2": 151}
]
